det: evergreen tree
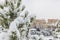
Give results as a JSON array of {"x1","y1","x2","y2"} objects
[
  {"x1": 9, "y1": 31, "x2": 18, "y2": 40},
  {"x1": 0, "y1": 0, "x2": 36, "y2": 40},
  {"x1": 0, "y1": 0, "x2": 24, "y2": 29}
]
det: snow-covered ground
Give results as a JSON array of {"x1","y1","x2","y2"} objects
[
  {"x1": 0, "y1": 26, "x2": 60, "y2": 40},
  {"x1": 28, "y1": 28, "x2": 60, "y2": 40}
]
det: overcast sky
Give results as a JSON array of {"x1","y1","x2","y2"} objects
[
  {"x1": 22, "y1": 0, "x2": 60, "y2": 20},
  {"x1": 0, "y1": 0, "x2": 60, "y2": 20}
]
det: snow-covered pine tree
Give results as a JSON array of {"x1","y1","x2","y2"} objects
[
  {"x1": 9, "y1": 31, "x2": 18, "y2": 40},
  {"x1": 0, "y1": 0, "x2": 24, "y2": 29},
  {"x1": 0, "y1": 0, "x2": 36, "y2": 40},
  {"x1": 56, "y1": 21, "x2": 60, "y2": 32}
]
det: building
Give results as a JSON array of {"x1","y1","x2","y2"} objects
[{"x1": 31, "y1": 19, "x2": 60, "y2": 28}]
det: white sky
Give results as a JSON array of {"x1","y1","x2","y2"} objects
[
  {"x1": 0, "y1": 0, "x2": 60, "y2": 20},
  {"x1": 22, "y1": 0, "x2": 60, "y2": 20}
]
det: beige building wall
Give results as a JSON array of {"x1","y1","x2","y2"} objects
[{"x1": 31, "y1": 19, "x2": 60, "y2": 28}]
